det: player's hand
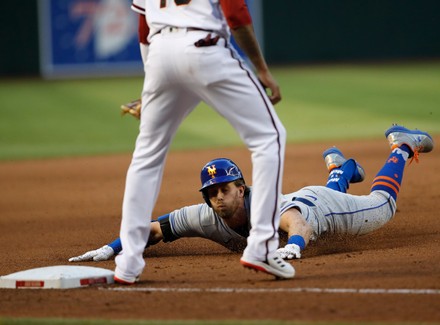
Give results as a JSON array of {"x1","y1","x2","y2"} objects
[
  {"x1": 68, "y1": 245, "x2": 115, "y2": 262},
  {"x1": 257, "y1": 71, "x2": 281, "y2": 105},
  {"x1": 277, "y1": 243, "x2": 301, "y2": 260}
]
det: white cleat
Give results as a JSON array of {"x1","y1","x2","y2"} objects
[{"x1": 240, "y1": 252, "x2": 295, "y2": 279}]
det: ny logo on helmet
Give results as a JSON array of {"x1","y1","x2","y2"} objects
[{"x1": 206, "y1": 165, "x2": 216, "y2": 178}]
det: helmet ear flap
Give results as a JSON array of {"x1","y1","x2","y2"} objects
[{"x1": 202, "y1": 190, "x2": 212, "y2": 207}]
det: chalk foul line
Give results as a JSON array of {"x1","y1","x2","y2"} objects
[{"x1": 101, "y1": 287, "x2": 440, "y2": 295}]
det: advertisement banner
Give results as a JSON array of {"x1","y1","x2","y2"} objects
[{"x1": 39, "y1": 0, "x2": 142, "y2": 78}]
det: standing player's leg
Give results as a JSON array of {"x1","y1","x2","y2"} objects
[
  {"x1": 115, "y1": 33, "x2": 202, "y2": 283},
  {"x1": 197, "y1": 41, "x2": 293, "y2": 279},
  {"x1": 371, "y1": 124, "x2": 434, "y2": 201},
  {"x1": 115, "y1": 92, "x2": 200, "y2": 283}
]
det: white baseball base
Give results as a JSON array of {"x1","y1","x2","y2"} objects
[{"x1": 0, "y1": 265, "x2": 114, "y2": 289}]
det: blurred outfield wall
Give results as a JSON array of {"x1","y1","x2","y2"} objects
[
  {"x1": 262, "y1": 0, "x2": 440, "y2": 64},
  {"x1": 1, "y1": 0, "x2": 439, "y2": 77}
]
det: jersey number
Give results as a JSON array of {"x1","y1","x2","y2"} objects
[{"x1": 160, "y1": 0, "x2": 191, "y2": 8}]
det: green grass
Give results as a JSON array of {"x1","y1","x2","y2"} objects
[
  {"x1": 0, "y1": 62, "x2": 439, "y2": 160},
  {"x1": 274, "y1": 62, "x2": 440, "y2": 141},
  {"x1": 0, "y1": 77, "x2": 141, "y2": 160}
]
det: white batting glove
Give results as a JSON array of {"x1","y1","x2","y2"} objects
[
  {"x1": 68, "y1": 245, "x2": 114, "y2": 262},
  {"x1": 277, "y1": 244, "x2": 302, "y2": 260}
]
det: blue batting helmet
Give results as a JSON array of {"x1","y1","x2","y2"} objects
[{"x1": 199, "y1": 158, "x2": 244, "y2": 191}]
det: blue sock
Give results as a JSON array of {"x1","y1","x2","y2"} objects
[
  {"x1": 371, "y1": 145, "x2": 410, "y2": 201},
  {"x1": 325, "y1": 159, "x2": 356, "y2": 193}
]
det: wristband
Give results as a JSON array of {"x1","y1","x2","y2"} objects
[
  {"x1": 108, "y1": 238, "x2": 122, "y2": 254},
  {"x1": 287, "y1": 235, "x2": 305, "y2": 250}
]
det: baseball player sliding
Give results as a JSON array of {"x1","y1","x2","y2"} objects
[
  {"x1": 116, "y1": 0, "x2": 292, "y2": 283},
  {"x1": 70, "y1": 125, "x2": 434, "y2": 275}
]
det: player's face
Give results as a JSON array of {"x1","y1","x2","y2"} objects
[{"x1": 206, "y1": 182, "x2": 245, "y2": 219}]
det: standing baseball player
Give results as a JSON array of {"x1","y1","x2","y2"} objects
[
  {"x1": 115, "y1": 0, "x2": 292, "y2": 283},
  {"x1": 70, "y1": 125, "x2": 434, "y2": 267}
]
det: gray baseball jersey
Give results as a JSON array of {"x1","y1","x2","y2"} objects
[{"x1": 165, "y1": 186, "x2": 396, "y2": 251}]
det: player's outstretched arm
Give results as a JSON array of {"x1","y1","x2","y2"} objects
[
  {"x1": 276, "y1": 209, "x2": 313, "y2": 259},
  {"x1": 68, "y1": 221, "x2": 164, "y2": 262}
]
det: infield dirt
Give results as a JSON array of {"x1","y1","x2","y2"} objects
[{"x1": 0, "y1": 138, "x2": 439, "y2": 322}]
